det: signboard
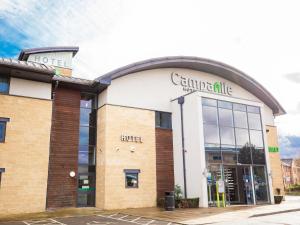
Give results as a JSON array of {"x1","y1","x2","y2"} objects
[
  {"x1": 121, "y1": 134, "x2": 143, "y2": 143},
  {"x1": 171, "y1": 72, "x2": 233, "y2": 96},
  {"x1": 27, "y1": 52, "x2": 73, "y2": 69},
  {"x1": 268, "y1": 146, "x2": 279, "y2": 153},
  {"x1": 217, "y1": 180, "x2": 225, "y2": 193}
]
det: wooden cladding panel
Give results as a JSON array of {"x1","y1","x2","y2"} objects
[
  {"x1": 46, "y1": 87, "x2": 81, "y2": 208},
  {"x1": 155, "y1": 128, "x2": 175, "y2": 199}
]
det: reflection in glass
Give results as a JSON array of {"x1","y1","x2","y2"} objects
[
  {"x1": 218, "y1": 108, "x2": 233, "y2": 127},
  {"x1": 252, "y1": 148, "x2": 266, "y2": 165},
  {"x1": 247, "y1": 105, "x2": 260, "y2": 114},
  {"x1": 218, "y1": 101, "x2": 232, "y2": 109},
  {"x1": 234, "y1": 111, "x2": 248, "y2": 128},
  {"x1": 222, "y1": 146, "x2": 237, "y2": 164},
  {"x1": 235, "y1": 128, "x2": 249, "y2": 146},
  {"x1": 203, "y1": 106, "x2": 218, "y2": 125},
  {"x1": 78, "y1": 146, "x2": 96, "y2": 165},
  {"x1": 0, "y1": 76, "x2": 9, "y2": 93},
  {"x1": 80, "y1": 108, "x2": 92, "y2": 126},
  {"x1": 250, "y1": 130, "x2": 264, "y2": 148},
  {"x1": 202, "y1": 98, "x2": 217, "y2": 107},
  {"x1": 220, "y1": 127, "x2": 235, "y2": 145},
  {"x1": 125, "y1": 173, "x2": 138, "y2": 188},
  {"x1": 233, "y1": 103, "x2": 246, "y2": 112},
  {"x1": 253, "y1": 166, "x2": 269, "y2": 203},
  {"x1": 205, "y1": 145, "x2": 221, "y2": 164},
  {"x1": 204, "y1": 124, "x2": 219, "y2": 144},
  {"x1": 237, "y1": 145, "x2": 252, "y2": 164},
  {"x1": 248, "y1": 113, "x2": 262, "y2": 130}
]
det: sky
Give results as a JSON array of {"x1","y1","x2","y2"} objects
[{"x1": 0, "y1": 0, "x2": 300, "y2": 158}]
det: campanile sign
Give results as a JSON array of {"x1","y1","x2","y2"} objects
[{"x1": 171, "y1": 72, "x2": 232, "y2": 96}]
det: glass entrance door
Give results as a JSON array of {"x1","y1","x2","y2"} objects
[
  {"x1": 237, "y1": 166, "x2": 254, "y2": 205},
  {"x1": 253, "y1": 166, "x2": 269, "y2": 204}
]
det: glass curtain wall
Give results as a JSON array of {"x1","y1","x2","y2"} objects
[
  {"x1": 202, "y1": 97, "x2": 269, "y2": 206},
  {"x1": 77, "y1": 93, "x2": 97, "y2": 207}
]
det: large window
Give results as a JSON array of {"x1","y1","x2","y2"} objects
[
  {"x1": 202, "y1": 98, "x2": 265, "y2": 165},
  {"x1": 0, "y1": 76, "x2": 9, "y2": 94},
  {"x1": 77, "y1": 93, "x2": 97, "y2": 207},
  {"x1": 0, "y1": 118, "x2": 10, "y2": 143}
]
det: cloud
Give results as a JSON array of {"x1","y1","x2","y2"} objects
[
  {"x1": 283, "y1": 72, "x2": 300, "y2": 83},
  {"x1": 279, "y1": 135, "x2": 300, "y2": 159}
]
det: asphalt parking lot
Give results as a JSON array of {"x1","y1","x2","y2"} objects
[{"x1": 0, "y1": 213, "x2": 181, "y2": 225}]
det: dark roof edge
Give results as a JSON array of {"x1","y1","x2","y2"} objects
[
  {"x1": 96, "y1": 56, "x2": 286, "y2": 116},
  {"x1": 0, "y1": 58, "x2": 55, "y2": 75},
  {"x1": 18, "y1": 46, "x2": 79, "y2": 61}
]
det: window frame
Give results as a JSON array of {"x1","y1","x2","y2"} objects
[
  {"x1": 0, "y1": 75, "x2": 10, "y2": 94},
  {"x1": 124, "y1": 169, "x2": 140, "y2": 188},
  {"x1": 0, "y1": 118, "x2": 10, "y2": 143}
]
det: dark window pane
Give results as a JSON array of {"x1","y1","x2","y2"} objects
[
  {"x1": 235, "y1": 128, "x2": 249, "y2": 146},
  {"x1": 234, "y1": 111, "x2": 248, "y2": 128},
  {"x1": 205, "y1": 146, "x2": 221, "y2": 164},
  {"x1": 0, "y1": 122, "x2": 5, "y2": 142},
  {"x1": 204, "y1": 124, "x2": 219, "y2": 144},
  {"x1": 218, "y1": 101, "x2": 232, "y2": 109},
  {"x1": 0, "y1": 76, "x2": 9, "y2": 93},
  {"x1": 247, "y1": 105, "x2": 260, "y2": 114},
  {"x1": 237, "y1": 145, "x2": 252, "y2": 164},
  {"x1": 233, "y1": 103, "x2": 246, "y2": 112},
  {"x1": 125, "y1": 173, "x2": 138, "y2": 188},
  {"x1": 155, "y1": 111, "x2": 160, "y2": 127},
  {"x1": 203, "y1": 106, "x2": 218, "y2": 125},
  {"x1": 252, "y1": 148, "x2": 266, "y2": 165},
  {"x1": 218, "y1": 108, "x2": 233, "y2": 127},
  {"x1": 222, "y1": 146, "x2": 237, "y2": 164},
  {"x1": 248, "y1": 113, "x2": 262, "y2": 130},
  {"x1": 220, "y1": 127, "x2": 235, "y2": 145},
  {"x1": 155, "y1": 112, "x2": 172, "y2": 129},
  {"x1": 250, "y1": 130, "x2": 264, "y2": 148},
  {"x1": 202, "y1": 98, "x2": 217, "y2": 107},
  {"x1": 161, "y1": 112, "x2": 172, "y2": 129}
]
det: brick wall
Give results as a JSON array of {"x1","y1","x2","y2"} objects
[
  {"x1": 46, "y1": 87, "x2": 80, "y2": 208},
  {"x1": 155, "y1": 128, "x2": 174, "y2": 199}
]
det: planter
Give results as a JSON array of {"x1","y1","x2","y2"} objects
[
  {"x1": 274, "y1": 195, "x2": 283, "y2": 204},
  {"x1": 175, "y1": 198, "x2": 199, "y2": 208}
]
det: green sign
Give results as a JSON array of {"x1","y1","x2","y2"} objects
[{"x1": 268, "y1": 146, "x2": 279, "y2": 153}]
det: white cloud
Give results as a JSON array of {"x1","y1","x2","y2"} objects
[{"x1": 1, "y1": 0, "x2": 300, "y2": 136}]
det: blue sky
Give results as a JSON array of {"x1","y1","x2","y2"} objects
[{"x1": 0, "y1": 0, "x2": 300, "y2": 159}]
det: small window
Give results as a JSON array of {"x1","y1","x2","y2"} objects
[
  {"x1": 0, "y1": 118, "x2": 9, "y2": 143},
  {"x1": 155, "y1": 112, "x2": 172, "y2": 129},
  {"x1": 124, "y1": 169, "x2": 140, "y2": 188},
  {"x1": 0, "y1": 76, "x2": 9, "y2": 94},
  {"x1": 0, "y1": 168, "x2": 5, "y2": 187}
]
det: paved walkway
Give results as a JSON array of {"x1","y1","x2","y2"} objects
[
  {"x1": 1, "y1": 196, "x2": 300, "y2": 225},
  {"x1": 183, "y1": 196, "x2": 300, "y2": 224}
]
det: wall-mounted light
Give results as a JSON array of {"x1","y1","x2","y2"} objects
[
  {"x1": 130, "y1": 146, "x2": 135, "y2": 153},
  {"x1": 69, "y1": 171, "x2": 76, "y2": 178}
]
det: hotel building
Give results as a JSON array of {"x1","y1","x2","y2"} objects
[{"x1": 0, "y1": 47, "x2": 285, "y2": 214}]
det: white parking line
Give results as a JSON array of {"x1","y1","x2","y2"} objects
[{"x1": 23, "y1": 218, "x2": 66, "y2": 225}]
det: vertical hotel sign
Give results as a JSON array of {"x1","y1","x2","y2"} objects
[{"x1": 171, "y1": 72, "x2": 233, "y2": 96}]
